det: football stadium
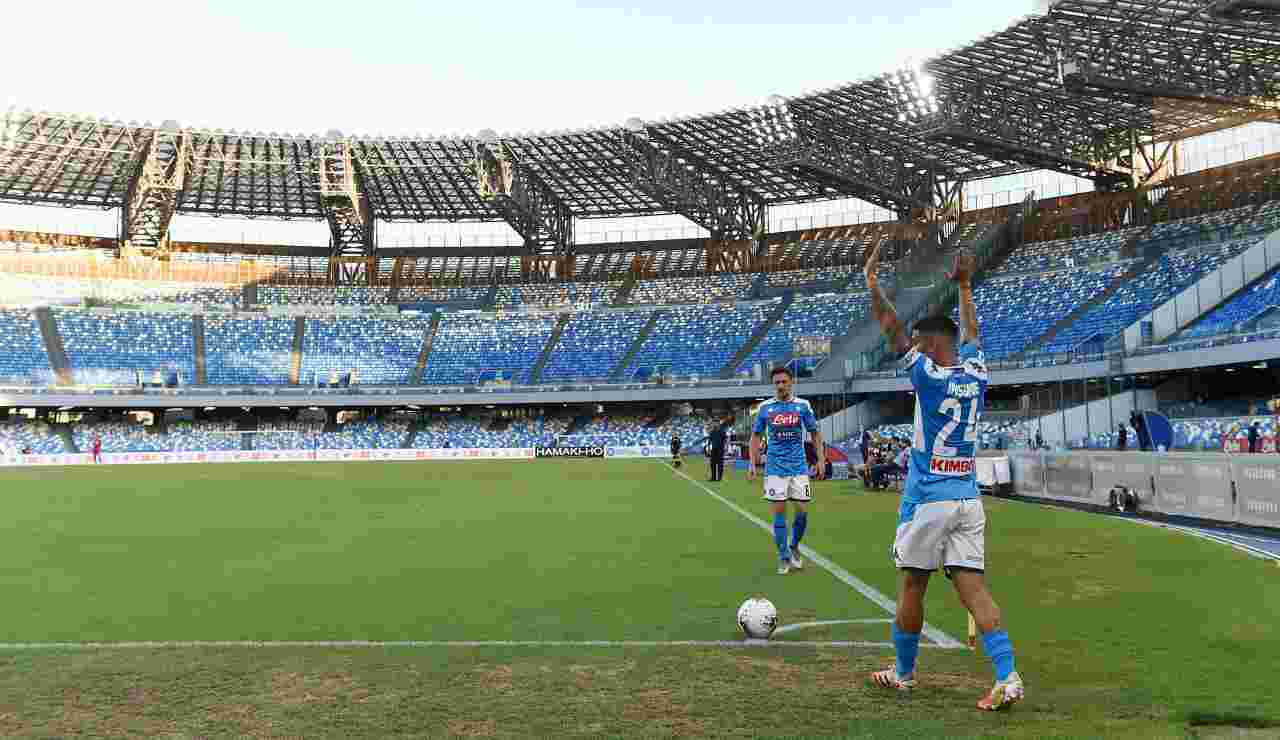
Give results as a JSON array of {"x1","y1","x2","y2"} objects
[{"x1": 2, "y1": 0, "x2": 1280, "y2": 736}]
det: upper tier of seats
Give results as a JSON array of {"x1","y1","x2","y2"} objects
[
  {"x1": 204, "y1": 315, "x2": 294, "y2": 385},
  {"x1": 992, "y1": 229, "x2": 1139, "y2": 275},
  {"x1": 624, "y1": 301, "x2": 775, "y2": 379},
  {"x1": 0, "y1": 309, "x2": 53, "y2": 384},
  {"x1": 956, "y1": 263, "x2": 1130, "y2": 360},
  {"x1": 1179, "y1": 267, "x2": 1280, "y2": 339},
  {"x1": 541, "y1": 309, "x2": 654, "y2": 382},
  {"x1": 58, "y1": 310, "x2": 195, "y2": 385},
  {"x1": 423, "y1": 312, "x2": 559, "y2": 385},
  {"x1": 493, "y1": 281, "x2": 622, "y2": 310},
  {"x1": 1043, "y1": 237, "x2": 1261, "y2": 353},
  {"x1": 300, "y1": 316, "x2": 433, "y2": 385}
]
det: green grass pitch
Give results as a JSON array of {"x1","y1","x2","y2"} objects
[{"x1": 0, "y1": 458, "x2": 1276, "y2": 738}]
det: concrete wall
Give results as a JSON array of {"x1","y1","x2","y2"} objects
[{"x1": 1027, "y1": 388, "x2": 1156, "y2": 447}]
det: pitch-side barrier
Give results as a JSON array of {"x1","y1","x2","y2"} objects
[
  {"x1": 1008, "y1": 450, "x2": 1280, "y2": 528},
  {"x1": 0, "y1": 445, "x2": 672, "y2": 468}
]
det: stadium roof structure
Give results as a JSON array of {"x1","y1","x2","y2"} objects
[{"x1": 1, "y1": 0, "x2": 1278, "y2": 283}]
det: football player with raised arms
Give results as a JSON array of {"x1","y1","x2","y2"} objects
[
  {"x1": 748, "y1": 366, "x2": 825, "y2": 575},
  {"x1": 863, "y1": 243, "x2": 1024, "y2": 711}
]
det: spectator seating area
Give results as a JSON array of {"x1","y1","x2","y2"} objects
[
  {"x1": 204, "y1": 316, "x2": 295, "y2": 385},
  {"x1": 739, "y1": 292, "x2": 870, "y2": 373},
  {"x1": 0, "y1": 309, "x2": 54, "y2": 384},
  {"x1": 1044, "y1": 237, "x2": 1262, "y2": 353},
  {"x1": 0, "y1": 417, "x2": 66, "y2": 454},
  {"x1": 422, "y1": 312, "x2": 559, "y2": 385},
  {"x1": 541, "y1": 309, "x2": 654, "y2": 382},
  {"x1": 993, "y1": 229, "x2": 1138, "y2": 275},
  {"x1": 257, "y1": 419, "x2": 409, "y2": 449},
  {"x1": 300, "y1": 316, "x2": 433, "y2": 385},
  {"x1": 958, "y1": 263, "x2": 1131, "y2": 359},
  {"x1": 72, "y1": 419, "x2": 242, "y2": 453},
  {"x1": 399, "y1": 285, "x2": 490, "y2": 303},
  {"x1": 258, "y1": 286, "x2": 390, "y2": 306},
  {"x1": 411, "y1": 413, "x2": 708, "y2": 449},
  {"x1": 764, "y1": 266, "x2": 856, "y2": 288},
  {"x1": 1178, "y1": 268, "x2": 1280, "y2": 339},
  {"x1": 57, "y1": 310, "x2": 195, "y2": 386},
  {"x1": 0, "y1": 274, "x2": 240, "y2": 308},
  {"x1": 494, "y1": 281, "x2": 622, "y2": 309},
  {"x1": 624, "y1": 301, "x2": 774, "y2": 379},
  {"x1": 1, "y1": 202, "x2": 1278, "y2": 387},
  {"x1": 557, "y1": 414, "x2": 707, "y2": 447},
  {"x1": 629, "y1": 273, "x2": 753, "y2": 305}
]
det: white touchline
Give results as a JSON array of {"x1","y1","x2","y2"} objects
[
  {"x1": 669, "y1": 465, "x2": 966, "y2": 649},
  {"x1": 0, "y1": 640, "x2": 961, "y2": 650},
  {"x1": 773, "y1": 618, "x2": 893, "y2": 635}
]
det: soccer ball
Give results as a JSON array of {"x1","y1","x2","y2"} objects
[{"x1": 737, "y1": 597, "x2": 779, "y2": 639}]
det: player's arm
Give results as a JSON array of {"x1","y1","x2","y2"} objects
[
  {"x1": 950, "y1": 250, "x2": 981, "y2": 348},
  {"x1": 810, "y1": 429, "x2": 826, "y2": 479},
  {"x1": 802, "y1": 406, "x2": 825, "y2": 479},
  {"x1": 864, "y1": 242, "x2": 912, "y2": 355}
]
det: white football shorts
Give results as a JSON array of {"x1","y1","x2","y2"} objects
[
  {"x1": 763, "y1": 474, "x2": 812, "y2": 502},
  {"x1": 892, "y1": 498, "x2": 985, "y2": 574}
]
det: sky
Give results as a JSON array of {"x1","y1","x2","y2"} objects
[{"x1": 5, "y1": 0, "x2": 1042, "y2": 137}]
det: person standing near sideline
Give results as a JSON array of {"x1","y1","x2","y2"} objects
[{"x1": 707, "y1": 417, "x2": 730, "y2": 482}]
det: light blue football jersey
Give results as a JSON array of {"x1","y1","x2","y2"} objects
[
  {"x1": 902, "y1": 342, "x2": 988, "y2": 505},
  {"x1": 753, "y1": 397, "x2": 819, "y2": 477}
]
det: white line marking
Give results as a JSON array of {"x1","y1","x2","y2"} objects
[
  {"x1": 1133, "y1": 519, "x2": 1280, "y2": 561},
  {"x1": 774, "y1": 618, "x2": 893, "y2": 635},
  {"x1": 0, "y1": 640, "x2": 956, "y2": 651},
  {"x1": 668, "y1": 466, "x2": 965, "y2": 649}
]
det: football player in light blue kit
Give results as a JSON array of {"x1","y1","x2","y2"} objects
[
  {"x1": 749, "y1": 366, "x2": 826, "y2": 575},
  {"x1": 864, "y1": 244, "x2": 1024, "y2": 711}
]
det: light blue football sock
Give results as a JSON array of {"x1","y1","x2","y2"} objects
[
  {"x1": 892, "y1": 623, "x2": 921, "y2": 678},
  {"x1": 790, "y1": 511, "x2": 808, "y2": 550},
  {"x1": 981, "y1": 629, "x2": 1016, "y2": 681},
  {"x1": 772, "y1": 512, "x2": 789, "y2": 561}
]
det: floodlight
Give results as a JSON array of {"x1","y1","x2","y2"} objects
[
  {"x1": 884, "y1": 66, "x2": 940, "y2": 123},
  {"x1": 748, "y1": 95, "x2": 798, "y2": 148}
]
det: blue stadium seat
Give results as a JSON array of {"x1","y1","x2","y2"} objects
[
  {"x1": 0, "y1": 309, "x2": 55, "y2": 384},
  {"x1": 422, "y1": 312, "x2": 559, "y2": 385},
  {"x1": 58, "y1": 310, "x2": 195, "y2": 385},
  {"x1": 204, "y1": 316, "x2": 295, "y2": 385},
  {"x1": 300, "y1": 316, "x2": 432, "y2": 385},
  {"x1": 541, "y1": 309, "x2": 652, "y2": 382}
]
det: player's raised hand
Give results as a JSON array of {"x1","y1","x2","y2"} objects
[{"x1": 948, "y1": 250, "x2": 976, "y2": 285}]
